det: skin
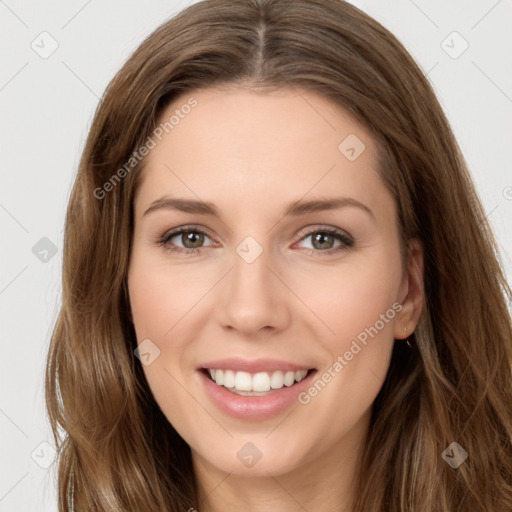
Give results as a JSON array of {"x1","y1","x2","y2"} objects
[{"x1": 127, "y1": 86, "x2": 424, "y2": 512}]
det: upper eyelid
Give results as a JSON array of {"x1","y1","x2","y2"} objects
[{"x1": 163, "y1": 225, "x2": 218, "y2": 242}]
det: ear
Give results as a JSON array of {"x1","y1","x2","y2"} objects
[{"x1": 394, "y1": 238, "x2": 424, "y2": 339}]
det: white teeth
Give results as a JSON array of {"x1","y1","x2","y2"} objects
[
  {"x1": 252, "y1": 372, "x2": 271, "y2": 392},
  {"x1": 270, "y1": 370, "x2": 284, "y2": 389},
  {"x1": 223, "y1": 369, "x2": 235, "y2": 388},
  {"x1": 295, "y1": 370, "x2": 306, "y2": 382},
  {"x1": 208, "y1": 368, "x2": 309, "y2": 392},
  {"x1": 234, "y1": 371, "x2": 252, "y2": 391},
  {"x1": 283, "y1": 371, "x2": 295, "y2": 386}
]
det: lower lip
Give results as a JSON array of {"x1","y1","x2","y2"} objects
[{"x1": 197, "y1": 369, "x2": 317, "y2": 420}]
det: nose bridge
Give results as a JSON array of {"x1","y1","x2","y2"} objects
[
  {"x1": 233, "y1": 240, "x2": 271, "y2": 292},
  {"x1": 219, "y1": 234, "x2": 289, "y2": 333},
  {"x1": 231, "y1": 235, "x2": 277, "y2": 304}
]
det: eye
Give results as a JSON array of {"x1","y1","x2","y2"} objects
[
  {"x1": 295, "y1": 226, "x2": 354, "y2": 257},
  {"x1": 157, "y1": 226, "x2": 216, "y2": 255},
  {"x1": 156, "y1": 225, "x2": 354, "y2": 257}
]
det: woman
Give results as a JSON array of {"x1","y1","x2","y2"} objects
[{"x1": 45, "y1": 0, "x2": 512, "y2": 510}]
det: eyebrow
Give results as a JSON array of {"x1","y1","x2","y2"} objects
[{"x1": 143, "y1": 195, "x2": 375, "y2": 220}]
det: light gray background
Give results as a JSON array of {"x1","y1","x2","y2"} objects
[{"x1": 1, "y1": 0, "x2": 511, "y2": 510}]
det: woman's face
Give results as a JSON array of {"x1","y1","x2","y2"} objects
[{"x1": 127, "y1": 86, "x2": 422, "y2": 478}]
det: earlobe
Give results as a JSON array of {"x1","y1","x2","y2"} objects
[{"x1": 394, "y1": 238, "x2": 424, "y2": 339}]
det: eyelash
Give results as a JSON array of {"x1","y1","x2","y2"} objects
[{"x1": 156, "y1": 224, "x2": 354, "y2": 258}]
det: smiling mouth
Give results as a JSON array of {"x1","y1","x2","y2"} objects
[{"x1": 201, "y1": 368, "x2": 316, "y2": 396}]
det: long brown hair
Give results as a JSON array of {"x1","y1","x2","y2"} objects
[{"x1": 45, "y1": 0, "x2": 512, "y2": 510}]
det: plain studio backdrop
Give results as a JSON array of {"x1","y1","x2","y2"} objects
[{"x1": 1, "y1": 0, "x2": 511, "y2": 510}]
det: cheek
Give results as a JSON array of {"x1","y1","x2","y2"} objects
[
  {"x1": 293, "y1": 251, "x2": 402, "y2": 414},
  {"x1": 127, "y1": 251, "x2": 216, "y2": 394},
  {"x1": 127, "y1": 253, "x2": 207, "y2": 340},
  {"x1": 298, "y1": 253, "x2": 402, "y2": 348},
  {"x1": 291, "y1": 250, "x2": 402, "y2": 423},
  {"x1": 128, "y1": 277, "x2": 170, "y2": 341},
  {"x1": 127, "y1": 258, "x2": 201, "y2": 428}
]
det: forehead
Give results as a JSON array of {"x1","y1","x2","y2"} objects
[{"x1": 134, "y1": 86, "x2": 388, "y2": 219}]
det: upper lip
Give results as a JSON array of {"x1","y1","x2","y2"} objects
[{"x1": 199, "y1": 357, "x2": 315, "y2": 373}]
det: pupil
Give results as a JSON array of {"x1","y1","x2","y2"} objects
[
  {"x1": 313, "y1": 232, "x2": 333, "y2": 250},
  {"x1": 184, "y1": 231, "x2": 204, "y2": 248}
]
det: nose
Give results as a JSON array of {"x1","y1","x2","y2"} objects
[{"x1": 217, "y1": 244, "x2": 291, "y2": 336}]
